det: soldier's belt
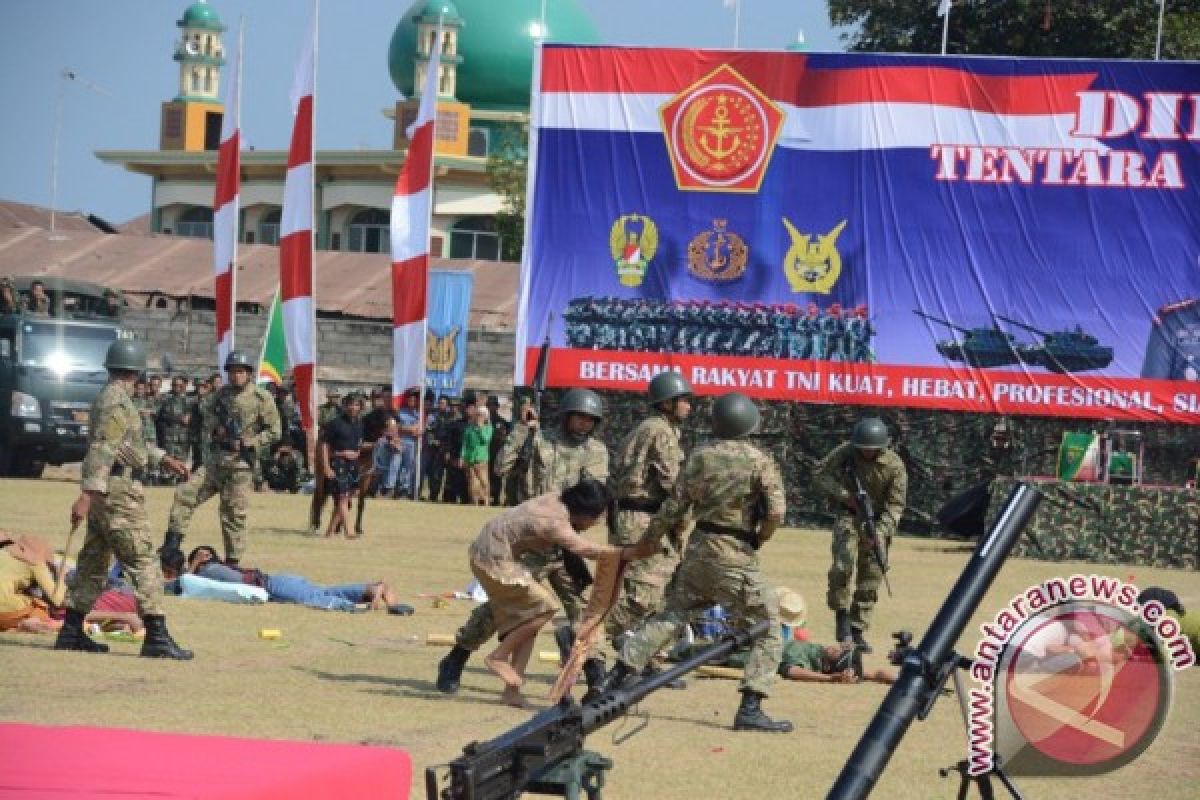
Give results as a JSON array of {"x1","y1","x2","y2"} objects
[
  {"x1": 694, "y1": 520, "x2": 758, "y2": 548},
  {"x1": 109, "y1": 464, "x2": 147, "y2": 482},
  {"x1": 616, "y1": 497, "x2": 663, "y2": 513}
]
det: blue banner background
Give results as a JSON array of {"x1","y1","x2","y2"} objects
[{"x1": 426, "y1": 270, "x2": 473, "y2": 398}]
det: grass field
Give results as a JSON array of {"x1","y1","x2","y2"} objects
[{"x1": 1, "y1": 476, "x2": 1197, "y2": 799}]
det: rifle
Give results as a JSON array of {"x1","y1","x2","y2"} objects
[
  {"x1": 847, "y1": 461, "x2": 892, "y2": 598},
  {"x1": 512, "y1": 313, "x2": 553, "y2": 480},
  {"x1": 426, "y1": 620, "x2": 768, "y2": 800}
]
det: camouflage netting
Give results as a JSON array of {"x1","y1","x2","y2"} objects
[{"x1": 531, "y1": 389, "x2": 1200, "y2": 567}]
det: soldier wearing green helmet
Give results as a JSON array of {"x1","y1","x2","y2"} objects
[
  {"x1": 56, "y1": 339, "x2": 193, "y2": 660},
  {"x1": 593, "y1": 391, "x2": 794, "y2": 733},
  {"x1": 438, "y1": 387, "x2": 611, "y2": 696},
  {"x1": 813, "y1": 416, "x2": 908, "y2": 653},
  {"x1": 160, "y1": 350, "x2": 281, "y2": 566},
  {"x1": 601, "y1": 371, "x2": 694, "y2": 691}
]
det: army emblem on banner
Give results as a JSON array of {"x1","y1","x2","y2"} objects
[
  {"x1": 659, "y1": 64, "x2": 784, "y2": 193},
  {"x1": 687, "y1": 219, "x2": 749, "y2": 282},
  {"x1": 609, "y1": 213, "x2": 659, "y2": 287},
  {"x1": 426, "y1": 326, "x2": 459, "y2": 373},
  {"x1": 782, "y1": 218, "x2": 847, "y2": 294}
]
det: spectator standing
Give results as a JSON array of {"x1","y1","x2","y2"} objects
[
  {"x1": 462, "y1": 407, "x2": 494, "y2": 506},
  {"x1": 322, "y1": 393, "x2": 364, "y2": 538},
  {"x1": 395, "y1": 389, "x2": 422, "y2": 499}
]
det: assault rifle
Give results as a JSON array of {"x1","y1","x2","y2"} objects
[
  {"x1": 512, "y1": 313, "x2": 553, "y2": 481},
  {"x1": 847, "y1": 461, "x2": 892, "y2": 598},
  {"x1": 426, "y1": 620, "x2": 769, "y2": 800}
]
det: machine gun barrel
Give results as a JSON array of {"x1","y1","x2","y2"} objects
[
  {"x1": 912, "y1": 309, "x2": 970, "y2": 335},
  {"x1": 994, "y1": 314, "x2": 1048, "y2": 338},
  {"x1": 427, "y1": 621, "x2": 768, "y2": 800},
  {"x1": 826, "y1": 482, "x2": 1042, "y2": 800}
]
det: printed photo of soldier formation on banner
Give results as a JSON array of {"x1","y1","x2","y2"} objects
[{"x1": 516, "y1": 47, "x2": 1200, "y2": 423}]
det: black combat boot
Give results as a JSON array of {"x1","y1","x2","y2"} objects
[
  {"x1": 585, "y1": 661, "x2": 636, "y2": 704},
  {"x1": 437, "y1": 645, "x2": 472, "y2": 694},
  {"x1": 555, "y1": 625, "x2": 576, "y2": 664},
  {"x1": 733, "y1": 691, "x2": 794, "y2": 733},
  {"x1": 851, "y1": 626, "x2": 873, "y2": 654},
  {"x1": 835, "y1": 610, "x2": 852, "y2": 645},
  {"x1": 158, "y1": 531, "x2": 184, "y2": 560},
  {"x1": 140, "y1": 615, "x2": 194, "y2": 660},
  {"x1": 578, "y1": 658, "x2": 608, "y2": 704},
  {"x1": 54, "y1": 609, "x2": 109, "y2": 653}
]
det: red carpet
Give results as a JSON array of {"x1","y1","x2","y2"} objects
[{"x1": 0, "y1": 723, "x2": 411, "y2": 799}]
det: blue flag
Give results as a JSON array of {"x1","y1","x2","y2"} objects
[{"x1": 426, "y1": 270, "x2": 473, "y2": 398}]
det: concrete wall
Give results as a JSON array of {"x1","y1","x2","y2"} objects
[{"x1": 121, "y1": 307, "x2": 515, "y2": 392}]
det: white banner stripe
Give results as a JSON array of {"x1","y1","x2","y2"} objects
[
  {"x1": 282, "y1": 296, "x2": 315, "y2": 364},
  {"x1": 280, "y1": 162, "x2": 314, "y2": 238},
  {"x1": 537, "y1": 92, "x2": 1108, "y2": 152},
  {"x1": 392, "y1": 322, "x2": 424, "y2": 393},
  {"x1": 213, "y1": 202, "x2": 238, "y2": 276},
  {"x1": 390, "y1": 187, "x2": 432, "y2": 264}
]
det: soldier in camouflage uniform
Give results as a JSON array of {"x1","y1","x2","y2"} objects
[
  {"x1": 594, "y1": 392, "x2": 793, "y2": 733},
  {"x1": 813, "y1": 417, "x2": 907, "y2": 653},
  {"x1": 189, "y1": 379, "x2": 211, "y2": 469},
  {"x1": 437, "y1": 388, "x2": 610, "y2": 695},
  {"x1": 603, "y1": 372, "x2": 693, "y2": 690},
  {"x1": 160, "y1": 351, "x2": 281, "y2": 565},
  {"x1": 54, "y1": 339, "x2": 192, "y2": 659},
  {"x1": 157, "y1": 376, "x2": 193, "y2": 485}
]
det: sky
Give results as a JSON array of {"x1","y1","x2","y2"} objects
[{"x1": 0, "y1": 1, "x2": 843, "y2": 226}]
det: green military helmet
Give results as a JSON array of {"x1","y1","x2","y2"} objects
[
  {"x1": 224, "y1": 349, "x2": 256, "y2": 372},
  {"x1": 647, "y1": 371, "x2": 692, "y2": 405},
  {"x1": 711, "y1": 392, "x2": 759, "y2": 439},
  {"x1": 851, "y1": 417, "x2": 890, "y2": 449},
  {"x1": 104, "y1": 339, "x2": 147, "y2": 372},
  {"x1": 560, "y1": 388, "x2": 605, "y2": 420}
]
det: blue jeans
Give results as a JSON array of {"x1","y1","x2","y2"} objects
[
  {"x1": 265, "y1": 574, "x2": 368, "y2": 611},
  {"x1": 395, "y1": 438, "x2": 417, "y2": 496},
  {"x1": 373, "y1": 440, "x2": 405, "y2": 491}
]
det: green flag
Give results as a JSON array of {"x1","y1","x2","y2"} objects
[{"x1": 257, "y1": 289, "x2": 289, "y2": 386}]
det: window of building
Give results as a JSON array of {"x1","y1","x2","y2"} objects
[
  {"x1": 204, "y1": 68, "x2": 213, "y2": 94},
  {"x1": 176, "y1": 206, "x2": 214, "y2": 239},
  {"x1": 191, "y1": 70, "x2": 201, "y2": 92},
  {"x1": 467, "y1": 127, "x2": 489, "y2": 157},
  {"x1": 443, "y1": 31, "x2": 454, "y2": 55},
  {"x1": 258, "y1": 209, "x2": 282, "y2": 246},
  {"x1": 449, "y1": 216, "x2": 503, "y2": 261},
  {"x1": 347, "y1": 208, "x2": 390, "y2": 253}
]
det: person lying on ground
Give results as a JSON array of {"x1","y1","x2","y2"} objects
[
  {"x1": 675, "y1": 636, "x2": 898, "y2": 685},
  {"x1": 184, "y1": 545, "x2": 413, "y2": 614},
  {"x1": 0, "y1": 535, "x2": 65, "y2": 634}
]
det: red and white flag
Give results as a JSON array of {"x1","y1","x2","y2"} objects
[
  {"x1": 389, "y1": 21, "x2": 443, "y2": 406},
  {"x1": 213, "y1": 20, "x2": 243, "y2": 375},
  {"x1": 280, "y1": 7, "x2": 317, "y2": 430}
]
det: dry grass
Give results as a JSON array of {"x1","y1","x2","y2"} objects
[{"x1": 1, "y1": 478, "x2": 1197, "y2": 799}]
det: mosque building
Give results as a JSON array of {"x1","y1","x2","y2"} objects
[{"x1": 97, "y1": 0, "x2": 600, "y2": 263}]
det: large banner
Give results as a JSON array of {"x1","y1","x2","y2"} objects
[
  {"x1": 516, "y1": 47, "x2": 1200, "y2": 422},
  {"x1": 425, "y1": 270, "x2": 473, "y2": 398}
]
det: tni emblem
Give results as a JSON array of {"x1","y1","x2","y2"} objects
[
  {"x1": 688, "y1": 219, "x2": 749, "y2": 282},
  {"x1": 609, "y1": 214, "x2": 659, "y2": 287},
  {"x1": 426, "y1": 326, "x2": 459, "y2": 373},
  {"x1": 782, "y1": 219, "x2": 847, "y2": 295}
]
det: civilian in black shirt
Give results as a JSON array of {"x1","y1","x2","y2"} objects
[{"x1": 321, "y1": 393, "x2": 364, "y2": 539}]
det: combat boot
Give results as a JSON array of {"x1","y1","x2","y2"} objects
[
  {"x1": 140, "y1": 615, "x2": 194, "y2": 660},
  {"x1": 54, "y1": 609, "x2": 109, "y2": 654},
  {"x1": 587, "y1": 661, "x2": 639, "y2": 704},
  {"x1": 733, "y1": 691, "x2": 794, "y2": 733},
  {"x1": 851, "y1": 627, "x2": 873, "y2": 654},
  {"x1": 555, "y1": 624, "x2": 576, "y2": 664},
  {"x1": 835, "y1": 610, "x2": 852, "y2": 645},
  {"x1": 437, "y1": 645, "x2": 471, "y2": 694}
]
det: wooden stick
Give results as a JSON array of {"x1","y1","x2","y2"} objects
[{"x1": 53, "y1": 519, "x2": 81, "y2": 601}]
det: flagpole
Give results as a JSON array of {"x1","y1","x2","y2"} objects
[
  {"x1": 1155, "y1": 0, "x2": 1166, "y2": 60},
  {"x1": 231, "y1": 16, "x2": 245, "y2": 355},
  {"x1": 309, "y1": 0, "x2": 319, "y2": 432},
  {"x1": 734, "y1": 0, "x2": 741, "y2": 49},
  {"x1": 941, "y1": 1, "x2": 951, "y2": 55}
]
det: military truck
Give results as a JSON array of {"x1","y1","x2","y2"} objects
[{"x1": 0, "y1": 277, "x2": 123, "y2": 477}]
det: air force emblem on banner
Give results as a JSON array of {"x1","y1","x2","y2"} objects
[
  {"x1": 688, "y1": 219, "x2": 749, "y2": 282},
  {"x1": 782, "y1": 218, "x2": 847, "y2": 294},
  {"x1": 659, "y1": 64, "x2": 784, "y2": 192},
  {"x1": 426, "y1": 326, "x2": 459, "y2": 373},
  {"x1": 609, "y1": 213, "x2": 659, "y2": 287}
]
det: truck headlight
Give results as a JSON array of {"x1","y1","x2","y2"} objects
[{"x1": 11, "y1": 391, "x2": 41, "y2": 419}]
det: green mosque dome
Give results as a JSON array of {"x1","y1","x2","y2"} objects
[
  {"x1": 178, "y1": 1, "x2": 225, "y2": 32},
  {"x1": 388, "y1": 0, "x2": 601, "y2": 111}
]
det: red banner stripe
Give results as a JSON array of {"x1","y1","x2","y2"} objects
[
  {"x1": 279, "y1": 230, "x2": 313, "y2": 301},
  {"x1": 527, "y1": 348, "x2": 1200, "y2": 424},
  {"x1": 540, "y1": 47, "x2": 1092, "y2": 116},
  {"x1": 395, "y1": 120, "x2": 434, "y2": 197},
  {"x1": 286, "y1": 96, "x2": 313, "y2": 169},
  {"x1": 214, "y1": 270, "x2": 232, "y2": 339},
  {"x1": 292, "y1": 362, "x2": 315, "y2": 431},
  {"x1": 214, "y1": 131, "x2": 240, "y2": 209},
  {"x1": 391, "y1": 255, "x2": 427, "y2": 325}
]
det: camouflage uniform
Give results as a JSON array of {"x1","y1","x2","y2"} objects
[
  {"x1": 605, "y1": 412, "x2": 686, "y2": 640},
  {"x1": 618, "y1": 439, "x2": 787, "y2": 696},
  {"x1": 813, "y1": 442, "x2": 907, "y2": 632},
  {"x1": 166, "y1": 382, "x2": 281, "y2": 561},
  {"x1": 317, "y1": 400, "x2": 340, "y2": 430},
  {"x1": 157, "y1": 390, "x2": 193, "y2": 464},
  {"x1": 68, "y1": 380, "x2": 168, "y2": 616},
  {"x1": 189, "y1": 393, "x2": 210, "y2": 469},
  {"x1": 454, "y1": 423, "x2": 609, "y2": 651}
]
